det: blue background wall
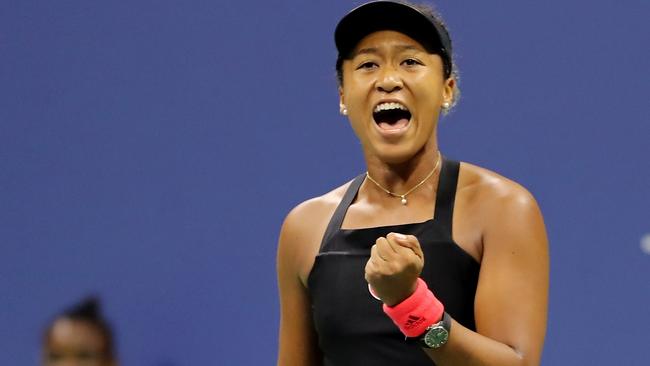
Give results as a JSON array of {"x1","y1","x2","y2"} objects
[{"x1": 1, "y1": 0, "x2": 648, "y2": 364}]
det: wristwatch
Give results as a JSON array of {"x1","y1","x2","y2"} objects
[{"x1": 418, "y1": 312, "x2": 451, "y2": 349}]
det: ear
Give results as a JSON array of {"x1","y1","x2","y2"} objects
[
  {"x1": 338, "y1": 87, "x2": 347, "y2": 115},
  {"x1": 442, "y1": 78, "x2": 456, "y2": 105}
]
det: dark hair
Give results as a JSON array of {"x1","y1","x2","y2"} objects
[
  {"x1": 335, "y1": 1, "x2": 458, "y2": 88},
  {"x1": 44, "y1": 296, "x2": 116, "y2": 360}
]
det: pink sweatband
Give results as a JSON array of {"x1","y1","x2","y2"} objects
[{"x1": 382, "y1": 278, "x2": 444, "y2": 338}]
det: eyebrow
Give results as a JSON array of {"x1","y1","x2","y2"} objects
[
  {"x1": 354, "y1": 47, "x2": 378, "y2": 56},
  {"x1": 352, "y1": 44, "x2": 424, "y2": 58}
]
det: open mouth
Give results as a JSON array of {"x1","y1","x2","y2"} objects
[{"x1": 373, "y1": 102, "x2": 412, "y2": 131}]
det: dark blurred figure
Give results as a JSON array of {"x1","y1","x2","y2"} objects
[{"x1": 42, "y1": 297, "x2": 117, "y2": 366}]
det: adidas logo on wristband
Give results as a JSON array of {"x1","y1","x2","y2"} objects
[{"x1": 404, "y1": 315, "x2": 426, "y2": 329}]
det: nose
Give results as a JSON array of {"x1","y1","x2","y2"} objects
[{"x1": 375, "y1": 66, "x2": 403, "y2": 93}]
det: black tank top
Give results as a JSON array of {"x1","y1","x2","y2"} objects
[{"x1": 308, "y1": 158, "x2": 480, "y2": 366}]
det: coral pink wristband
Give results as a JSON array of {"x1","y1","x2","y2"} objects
[{"x1": 382, "y1": 278, "x2": 444, "y2": 338}]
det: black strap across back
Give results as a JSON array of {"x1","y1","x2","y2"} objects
[{"x1": 308, "y1": 157, "x2": 479, "y2": 366}]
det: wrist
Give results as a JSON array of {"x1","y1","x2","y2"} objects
[
  {"x1": 418, "y1": 311, "x2": 452, "y2": 349},
  {"x1": 382, "y1": 278, "x2": 444, "y2": 338},
  {"x1": 381, "y1": 279, "x2": 419, "y2": 307}
]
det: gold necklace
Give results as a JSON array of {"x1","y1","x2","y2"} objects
[{"x1": 365, "y1": 152, "x2": 442, "y2": 205}]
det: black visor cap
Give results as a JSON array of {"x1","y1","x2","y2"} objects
[{"x1": 335, "y1": 1, "x2": 452, "y2": 78}]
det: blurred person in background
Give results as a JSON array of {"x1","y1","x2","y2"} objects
[{"x1": 42, "y1": 297, "x2": 117, "y2": 366}]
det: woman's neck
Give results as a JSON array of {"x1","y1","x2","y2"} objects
[{"x1": 364, "y1": 144, "x2": 441, "y2": 196}]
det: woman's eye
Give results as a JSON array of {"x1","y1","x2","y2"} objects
[
  {"x1": 45, "y1": 352, "x2": 63, "y2": 365},
  {"x1": 402, "y1": 58, "x2": 421, "y2": 66},
  {"x1": 357, "y1": 62, "x2": 377, "y2": 70}
]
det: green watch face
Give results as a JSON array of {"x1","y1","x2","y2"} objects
[{"x1": 423, "y1": 325, "x2": 449, "y2": 348}]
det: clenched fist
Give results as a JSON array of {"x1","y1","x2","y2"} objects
[{"x1": 364, "y1": 232, "x2": 424, "y2": 306}]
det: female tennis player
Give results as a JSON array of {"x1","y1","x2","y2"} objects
[{"x1": 277, "y1": 2, "x2": 548, "y2": 365}]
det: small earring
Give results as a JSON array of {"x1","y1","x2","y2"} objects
[
  {"x1": 340, "y1": 106, "x2": 348, "y2": 115},
  {"x1": 442, "y1": 102, "x2": 450, "y2": 109}
]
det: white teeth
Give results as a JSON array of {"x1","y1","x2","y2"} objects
[{"x1": 373, "y1": 102, "x2": 408, "y2": 113}]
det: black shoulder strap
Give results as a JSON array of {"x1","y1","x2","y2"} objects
[
  {"x1": 319, "y1": 174, "x2": 366, "y2": 251},
  {"x1": 434, "y1": 158, "x2": 460, "y2": 234}
]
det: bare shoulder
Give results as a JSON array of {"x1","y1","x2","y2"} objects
[
  {"x1": 278, "y1": 180, "x2": 353, "y2": 285},
  {"x1": 456, "y1": 161, "x2": 547, "y2": 264},
  {"x1": 458, "y1": 161, "x2": 541, "y2": 216},
  {"x1": 281, "y1": 182, "x2": 349, "y2": 241}
]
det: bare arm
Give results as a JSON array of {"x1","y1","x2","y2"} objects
[
  {"x1": 423, "y1": 187, "x2": 549, "y2": 365},
  {"x1": 276, "y1": 206, "x2": 324, "y2": 366},
  {"x1": 365, "y1": 184, "x2": 548, "y2": 366}
]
